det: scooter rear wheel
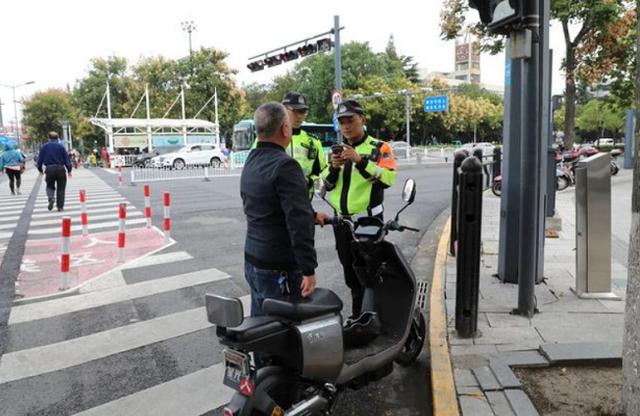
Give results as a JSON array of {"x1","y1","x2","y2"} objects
[
  {"x1": 556, "y1": 176, "x2": 570, "y2": 191},
  {"x1": 395, "y1": 308, "x2": 426, "y2": 367}
]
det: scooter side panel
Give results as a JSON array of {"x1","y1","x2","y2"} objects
[{"x1": 296, "y1": 315, "x2": 343, "y2": 383}]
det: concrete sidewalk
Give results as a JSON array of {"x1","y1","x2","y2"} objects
[{"x1": 439, "y1": 171, "x2": 632, "y2": 415}]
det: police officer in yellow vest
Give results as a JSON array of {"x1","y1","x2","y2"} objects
[
  {"x1": 278, "y1": 91, "x2": 327, "y2": 198},
  {"x1": 321, "y1": 100, "x2": 397, "y2": 316}
]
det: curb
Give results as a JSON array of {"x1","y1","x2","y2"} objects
[{"x1": 429, "y1": 217, "x2": 460, "y2": 416}]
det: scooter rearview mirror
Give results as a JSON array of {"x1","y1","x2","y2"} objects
[
  {"x1": 401, "y1": 179, "x2": 416, "y2": 204},
  {"x1": 395, "y1": 178, "x2": 417, "y2": 222}
]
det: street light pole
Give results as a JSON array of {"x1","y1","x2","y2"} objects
[
  {"x1": 181, "y1": 20, "x2": 196, "y2": 59},
  {"x1": 0, "y1": 80, "x2": 35, "y2": 143}
]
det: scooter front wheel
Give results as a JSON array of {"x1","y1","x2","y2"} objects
[
  {"x1": 395, "y1": 308, "x2": 426, "y2": 367},
  {"x1": 491, "y1": 182, "x2": 502, "y2": 197}
]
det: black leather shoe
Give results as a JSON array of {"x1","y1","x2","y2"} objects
[
  {"x1": 48, "y1": 199, "x2": 54, "y2": 211},
  {"x1": 57, "y1": 207, "x2": 64, "y2": 212}
]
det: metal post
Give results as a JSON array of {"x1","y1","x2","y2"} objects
[
  {"x1": 625, "y1": 109, "x2": 635, "y2": 170},
  {"x1": 106, "y1": 78, "x2": 114, "y2": 153},
  {"x1": 514, "y1": 0, "x2": 542, "y2": 318},
  {"x1": 546, "y1": 50, "x2": 556, "y2": 217},
  {"x1": 498, "y1": 37, "x2": 522, "y2": 284},
  {"x1": 214, "y1": 88, "x2": 220, "y2": 147},
  {"x1": 405, "y1": 92, "x2": 411, "y2": 147},
  {"x1": 145, "y1": 83, "x2": 153, "y2": 152},
  {"x1": 12, "y1": 86, "x2": 20, "y2": 142},
  {"x1": 450, "y1": 149, "x2": 469, "y2": 256},
  {"x1": 334, "y1": 15, "x2": 342, "y2": 91},
  {"x1": 181, "y1": 84, "x2": 187, "y2": 145},
  {"x1": 455, "y1": 156, "x2": 483, "y2": 338},
  {"x1": 0, "y1": 96, "x2": 4, "y2": 128}
]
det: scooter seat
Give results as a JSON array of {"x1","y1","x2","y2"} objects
[
  {"x1": 263, "y1": 288, "x2": 343, "y2": 321},
  {"x1": 224, "y1": 316, "x2": 285, "y2": 343}
]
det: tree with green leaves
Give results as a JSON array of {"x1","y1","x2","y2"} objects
[
  {"x1": 22, "y1": 89, "x2": 77, "y2": 147},
  {"x1": 575, "y1": 99, "x2": 624, "y2": 141},
  {"x1": 440, "y1": 0, "x2": 626, "y2": 147}
]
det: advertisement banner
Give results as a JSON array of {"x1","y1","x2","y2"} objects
[{"x1": 114, "y1": 135, "x2": 148, "y2": 148}]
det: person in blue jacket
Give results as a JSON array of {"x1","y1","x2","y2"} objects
[{"x1": 0, "y1": 143, "x2": 26, "y2": 195}]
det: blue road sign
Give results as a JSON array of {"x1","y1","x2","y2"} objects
[{"x1": 423, "y1": 96, "x2": 449, "y2": 113}]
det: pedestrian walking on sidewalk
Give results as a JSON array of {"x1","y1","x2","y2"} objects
[
  {"x1": 37, "y1": 132, "x2": 73, "y2": 211},
  {"x1": 241, "y1": 102, "x2": 324, "y2": 317},
  {"x1": 0, "y1": 143, "x2": 26, "y2": 195}
]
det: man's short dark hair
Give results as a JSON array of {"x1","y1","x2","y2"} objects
[
  {"x1": 254, "y1": 102, "x2": 287, "y2": 139},
  {"x1": 48, "y1": 131, "x2": 59, "y2": 140}
]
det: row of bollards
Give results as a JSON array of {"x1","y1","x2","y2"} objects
[{"x1": 58, "y1": 185, "x2": 172, "y2": 291}]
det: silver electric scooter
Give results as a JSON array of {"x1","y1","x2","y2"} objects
[{"x1": 205, "y1": 179, "x2": 426, "y2": 416}]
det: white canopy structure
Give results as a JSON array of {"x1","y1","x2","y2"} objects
[{"x1": 91, "y1": 82, "x2": 220, "y2": 152}]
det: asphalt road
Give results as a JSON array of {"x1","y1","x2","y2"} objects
[
  {"x1": 100, "y1": 163, "x2": 453, "y2": 416},
  {"x1": 0, "y1": 162, "x2": 451, "y2": 415}
]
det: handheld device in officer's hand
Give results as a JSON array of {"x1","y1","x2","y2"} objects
[{"x1": 331, "y1": 144, "x2": 343, "y2": 155}]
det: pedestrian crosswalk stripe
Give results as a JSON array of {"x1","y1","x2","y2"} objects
[
  {"x1": 35, "y1": 190, "x2": 122, "y2": 199},
  {"x1": 27, "y1": 211, "x2": 144, "y2": 227},
  {"x1": 32, "y1": 200, "x2": 130, "y2": 214},
  {"x1": 9, "y1": 267, "x2": 230, "y2": 324},
  {"x1": 34, "y1": 195, "x2": 125, "y2": 207},
  {"x1": 0, "y1": 307, "x2": 212, "y2": 384},
  {"x1": 31, "y1": 205, "x2": 134, "y2": 218},
  {"x1": 121, "y1": 251, "x2": 194, "y2": 270},
  {"x1": 28, "y1": 217, "x2": 147, "y2": 235},
  {"x1": 0, "y1": 215, "x2": 20, "y2": 223},
  {"x1": 74, "y1": 364, "x2": 232, "y2": 416}
]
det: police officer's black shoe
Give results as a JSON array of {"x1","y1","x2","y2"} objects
[{"x1": 48, "y1": 199, "x2": 54, "y2": 211}]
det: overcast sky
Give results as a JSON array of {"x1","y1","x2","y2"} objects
[{"x1": 0, "y1": 0, "x2": 569, "y2": 127}]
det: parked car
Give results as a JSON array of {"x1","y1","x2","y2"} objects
[{"x1": 151, "y1": 143, "x2": 226, "y2": 169}]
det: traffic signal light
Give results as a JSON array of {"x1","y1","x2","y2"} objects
[
  {"x1": 316, "y1": 38, "x2": 333, "y2": 52},
  {"x1": 297, "y1": 43, "x2": 318, "y2": 57},
  {"x1": 264, "y1": 55, "x2": 282, "y2": 67},
  {"x1": 468, "y1": 0, "x2": 523, "y2": 33},
  {"x1": 247, "y1": 60, "x2": 265, "y2": 72}
]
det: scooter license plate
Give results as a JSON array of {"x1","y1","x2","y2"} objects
[{"x1": 223, "y1": 348, "x2": 251, "y2": 390}]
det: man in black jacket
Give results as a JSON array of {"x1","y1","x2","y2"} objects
[
  {"x1": 37, "y1": 131, "x2": 73, "y2": 211},
  {"x1": 241, "y1": 102, "x2": 322, "y2": 316}
]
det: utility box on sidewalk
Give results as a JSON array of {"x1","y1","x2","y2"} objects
[{"x1": 573, "y1": 153, "x2": 621, "y2": 300}]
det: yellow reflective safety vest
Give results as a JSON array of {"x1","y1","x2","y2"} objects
[
  {"x1": 321, "y1": 134, "x2": 397, "y2": 217},
  {"x1": 251, "y1": 128, "x2": 327, "y2": 198}
]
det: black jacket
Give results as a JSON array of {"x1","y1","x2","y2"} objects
[{"x1": 241, "y1": 141, "x2": 317, "y2": 275}]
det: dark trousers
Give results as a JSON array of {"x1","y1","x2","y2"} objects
[
  {"x1": 5, "y1": 168, "x2": 21, "y2": 193},
  {"x1": 244, "y1": 261, "x2": 302, "y2": 317},
  {"x1": 45, "y1": 165, "x2": 67, "y2": 209},
  {"x1": 334, "y1": 222, "x2": 364, "y2": 317}
]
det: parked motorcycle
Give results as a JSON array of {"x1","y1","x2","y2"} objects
[
  {"x1": 492, "y1": 164, "x2": 571, "y2": 197},
  {"x1": 205, "y1": 179, "x2": 426, "y2": 415}
]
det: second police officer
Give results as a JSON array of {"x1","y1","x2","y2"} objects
[
  {"x1": 280, "y1": 92, "x2": 328, "y2": 198},
  {"x1": 321, "y1": 100, "x2": 397, "y2": 318}
]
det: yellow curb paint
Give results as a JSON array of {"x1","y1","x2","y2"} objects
[{"x1": 429, "y1": 217, "x2": 460, "y2": 416}]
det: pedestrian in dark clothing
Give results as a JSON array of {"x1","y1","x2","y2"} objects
[
  {"x1": 0, "y1": 143, "x2": 25, "y2": 195},
  {"x1": 241, "y1": 102, "x2": 323, "y2": 317},
  {"x1": 37, "y1": 132, "x2": 72, "y2": 211}
]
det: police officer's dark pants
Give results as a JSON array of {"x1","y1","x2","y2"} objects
[
  {"x1": 45, "y1": 165, "x2": 67, "y2": 209},
  {"x1": 334, "y1": 222, "x2": 364, "y2": 317}
]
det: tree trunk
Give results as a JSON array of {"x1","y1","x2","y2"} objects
[
  {"x1": 622, "y1": 1, "x2": 640, "y2": 413},
  {"x1": 564, "y1": 44, "x2": 577, "y2": 148}
]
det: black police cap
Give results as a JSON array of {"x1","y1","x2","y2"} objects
[
  {"x1": 282, "y1": 91, "x2": 309, "y2": 110},
  {"x1": 336, "y1": 100, "x2": 365, "y2": 119}
]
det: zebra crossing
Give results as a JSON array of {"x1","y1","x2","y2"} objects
[
  {"x1": 1, "y1": 248, "x2": 250, "y2": 415},
  {"x1": 28, "y1": 168, "x2": 146, "y2": 239},
  {"x1": 0, "y1": 168, "x2": 40, "y2": 254}
]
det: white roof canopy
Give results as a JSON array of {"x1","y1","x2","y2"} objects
[{"x1": 90, "y1": 118, "x2": 217, "y2": 129}]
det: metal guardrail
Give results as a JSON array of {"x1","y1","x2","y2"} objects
[{"x1": 129, "y1": 166, "x2": 240, "y2": 184}]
